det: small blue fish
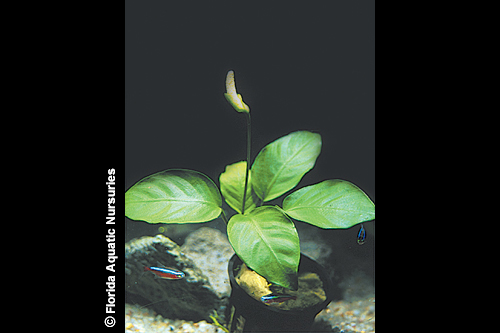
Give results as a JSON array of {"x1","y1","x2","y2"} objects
[
  {"x1": 261, "y1": 293, "x2": 297, "y2": 304},
  {"x1": 357, "y1": 224, "x2": 366, "y2": 245},
  {"x1": 144, "y1": 266, "x2": 185, "y2": 280}
]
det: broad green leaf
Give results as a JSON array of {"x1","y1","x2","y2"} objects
[
  {"x1": 125, "y1": 169, "x2": 222, "y2": 224},
  {"x1": 251, "y1": 131, "x2": 321, "y2": 202},
  {"x1": 219, "y1": 161, "x2": 259, "y2": 214},
  {"x1": 227, "y1": 206, "x2": 300, "y2": 290},
  {"x1": 282, "y1": 180, "x2": 375, "y2": 229}
]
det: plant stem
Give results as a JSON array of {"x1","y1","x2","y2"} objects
[
  {"x1": 241, "y1": 112, "x2": 251, "y2": 215},
  {"x1": 221, "y1": 210, "x2": 229, "y2": 225}
]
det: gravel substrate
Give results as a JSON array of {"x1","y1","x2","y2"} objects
[
  {"x1": 126, "y1": 296, "x2": 375, "y2": 332},
  {"x1": 315, "y1": 296, "x2": 375, "y2": 332},
  {"x1": 125, "y1": 303, "x2": 226, "y2": 333}
]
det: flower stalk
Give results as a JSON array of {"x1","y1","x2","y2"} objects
[
  {"x1": 225, "y1": 70, "x2": 251, "y2": 214},
  {"x1": 242, "y1": 112, "x2": 251, "y2": 214}
]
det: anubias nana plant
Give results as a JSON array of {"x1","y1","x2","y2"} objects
[{"x1": 125, "y1": 71, "x2": 375, "y2": 290}]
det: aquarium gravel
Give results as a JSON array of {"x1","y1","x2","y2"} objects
[
  {"x1": 316, "y1": 296, "x2": 375, "y2": 332},
  {"x1": 126, "y1": 297, "x2": 375, "y2": 333},
  {"x1": 125, "y1": 303, "x2": 225, "y2": 333}
]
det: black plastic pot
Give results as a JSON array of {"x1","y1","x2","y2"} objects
[{"x1": 227, "y1": 253, "x2": 334, "y2": 332}]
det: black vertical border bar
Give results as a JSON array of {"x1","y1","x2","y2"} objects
[{"x1": 99, "y1": 2, "x2": 124, "y2": 331}]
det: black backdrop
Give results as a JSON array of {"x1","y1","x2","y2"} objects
[{"x1": 125, "y1": 1, "x2": 375, "y2": 263}]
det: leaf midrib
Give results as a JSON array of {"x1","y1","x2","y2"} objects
[
  {"x1": 246, "y1": 214, "x2": 290, "y2": 269},
  {"x1": 286, "y1": 205, "x2": 363, "y2": 213},
  {"x1": 261, "y1": 136, "x2": 315, "y2": 200},
  {"x1": 128, "y1": 198, "x2": 217, "y2": 204}
]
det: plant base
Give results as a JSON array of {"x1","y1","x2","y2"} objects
[{"x1": 227, "y1": 254, "x2": 335, "y2": 332}]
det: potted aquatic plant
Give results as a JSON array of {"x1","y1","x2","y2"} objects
[{"x1": 125, "y1": 71, "x2": 375, "y2": 331}]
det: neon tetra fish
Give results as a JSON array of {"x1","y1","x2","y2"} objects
[
  {"x1": 144, "y1": 266, "x2": 185, "y2": 280},
  {"x1": 357, "y1": 224, "x2": 366, "y2": 245},
  {"x1": 261, "y1": 293, "x2": 297, "y2": 304}
]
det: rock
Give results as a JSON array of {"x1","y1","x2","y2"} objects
[
  {"x1": 338, "y1": 269, "x2": 375, "y2": 302},
  {"x1": 181, "y1": 227, "x2": 235, "y2": 298},
  {"x1": 125, "y1": 234, "x2": 225, "y2": 321}
]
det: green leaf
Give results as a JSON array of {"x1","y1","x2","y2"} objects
[
  {"x1": 227, "y1": 206, "x2": 300, "y2": 290},
  {"x1": 219, "y1": 161, "x2": 259, "y2": 214},
  {"x1": 125, "y1": 169, "x2": 222, "y2": 224},
  {"x1": 251, "y1": 131, "x2": 322, "y2": 202},
  {"x1": 282, "y1": 179, "x2": 375, "y2": 228}
]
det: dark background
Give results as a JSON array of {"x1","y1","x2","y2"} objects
[{"x1": 125, "y1": 1, "x2": 374, "y2": 292}]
